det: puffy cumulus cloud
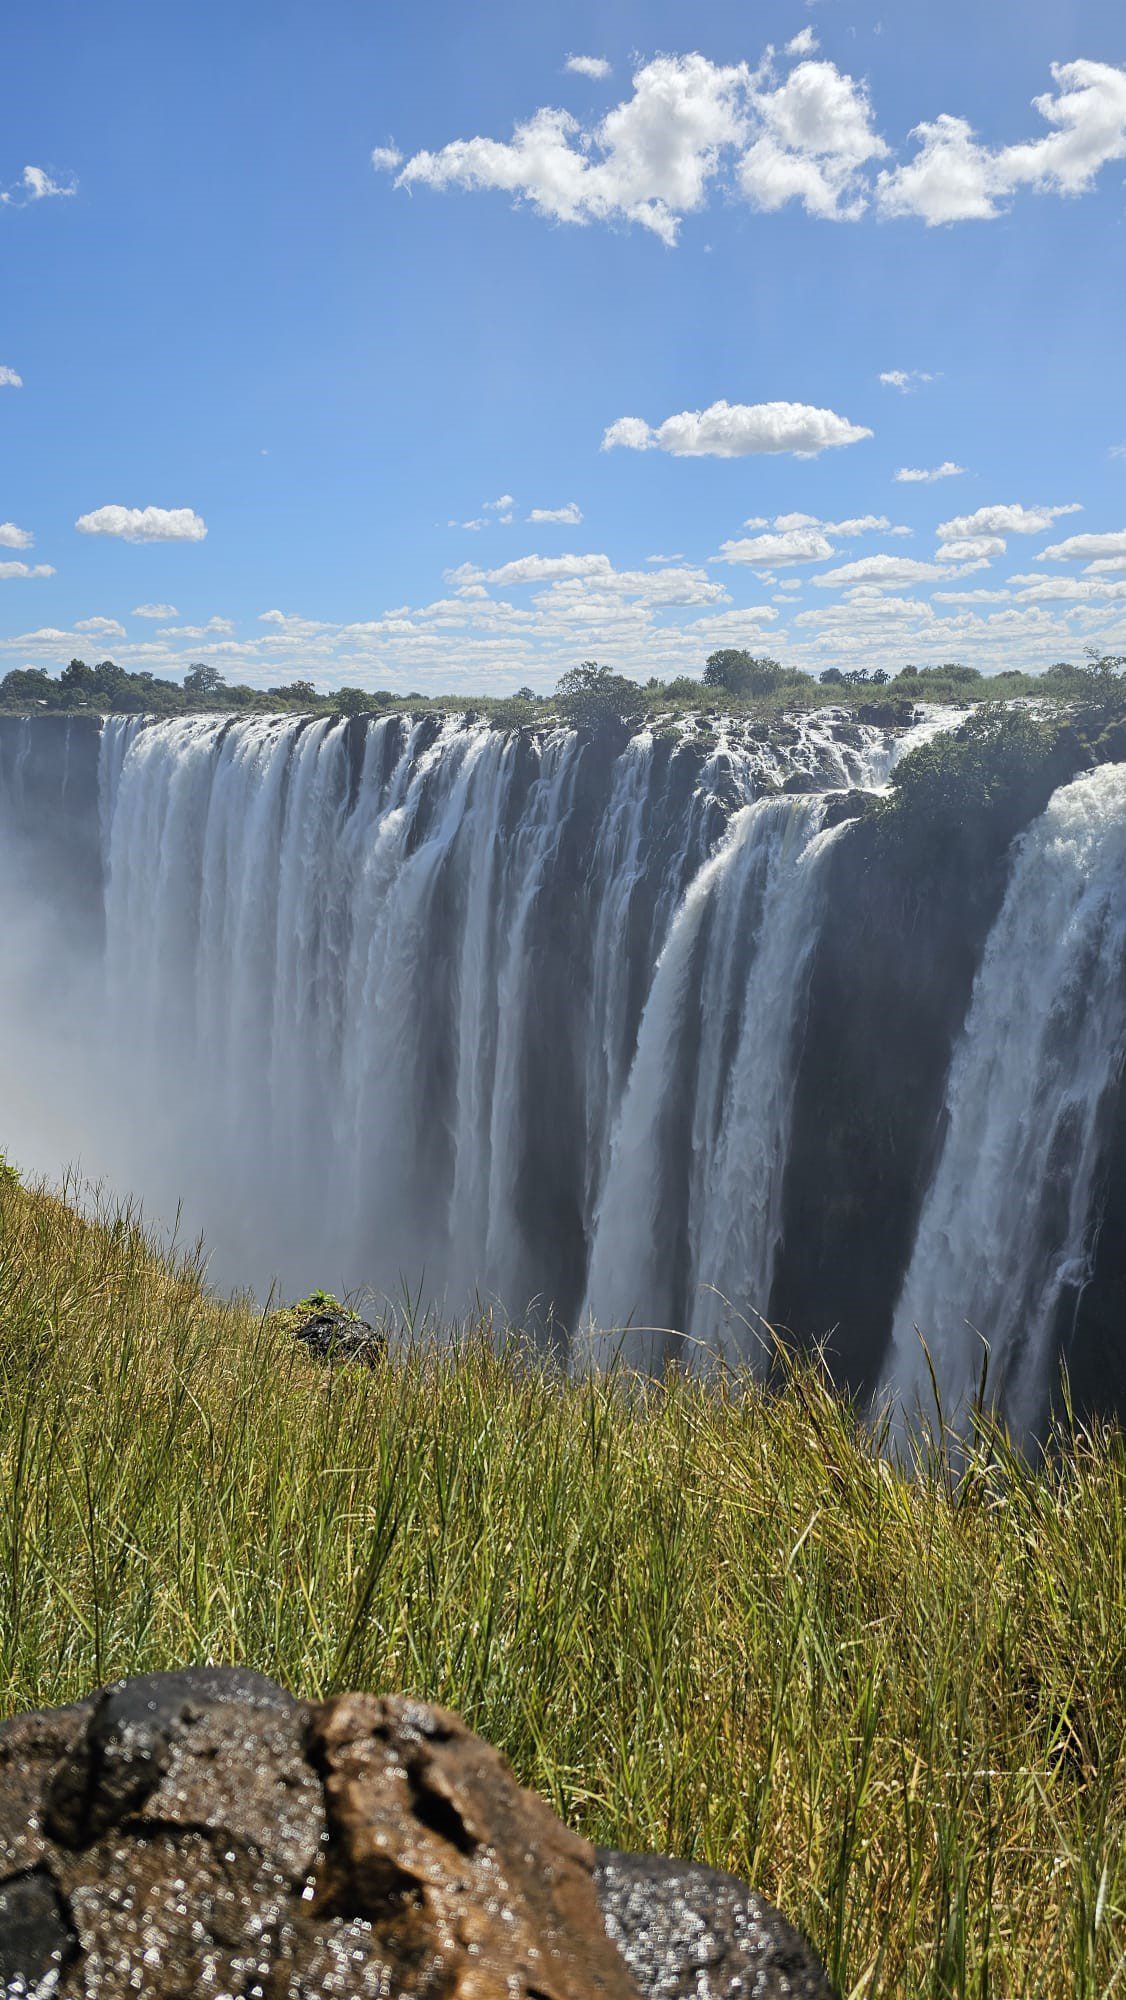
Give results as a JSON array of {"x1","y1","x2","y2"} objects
[
  {"x1": 719, "y1": 512, "x2": 897, "y2": 566},
  {"x1": 602, "y1": 397, "x2": 871, "y2": 457},
  {"x1": 534, "y1": 565, "x2": 728, "y2": 612},
  {"x1": 879, "y1": 369, "x2": 933, "y2": 390},
  {"x1": 0, "y1": 522, "x2": 33, "y2": 550},
  {"x1": 157, "y1": 617, "x2": 236, "y2": 638},
  {"x1": 565, "y1": 55, "x2": 612, "y2": 79},
  {"x1": 739, "y1": 59, "x2": 888, "y2": 220},
  {"x1": 482, "y1": 551, "x2": 614, "y2": 586},
  {"x1": 1011, "y1": 574, "x2": 1126, "y2": 603},
  {"x1": 74, "y1": 616, "x2": 127, "y2": 639},
  {"x1": 1, "y1": 164, "x2": 76, "y2": 206},
  {"x1": 1037, "y1": 528, "x2": 1126, "y2": 563},
  {"x1": 389, "y1": 54, "x2": 754, "y2": 245},
  {"x1": 132, "y1": 602, "x2": 178, "y2": 618},
  {"x1": 378, "y1": 51, "x2": 1126, "y2": 242},
  {"x1": 895, "y1": 461, "x2": 965, "y2": 482},
  {"x1": 719, "y1": 526, "x2": 835, "y2": 565},
  {"x1": 935, "y1": 535, "x2": 1007, "y2": 562},
  {"x1": 75, "y1": 505, "x2": 208, "y2": 543},
  {"x1": 527, "y1": 501, "x2": 583, "y2": 523},
  {"x1": 0, "y1": 366, "x2": 22, "y2": 388},
  {"x1": 449, "y1": 494, "x2": 516, "y2": 529},
  {"x1": 0, "y1": 561, "x2": 54, "y2": 580},
  {"x1": 938, "y1": 502, "x2": 1081, "y2": 540},
  {"x1": 811, "y1": 553, "x2": 960, "y2": 588},
  {"x1": 877, "y1": 60, "x2": 1126, "y2": 223}
]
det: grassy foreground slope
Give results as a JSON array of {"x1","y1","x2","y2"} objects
[{"x1": 0, "y1": 1174, "x2": 1123, "y2": 1998}]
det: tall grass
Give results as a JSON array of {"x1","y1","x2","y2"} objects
[{"x1": 0, "y1": 1173, "x2": 1123, "y2": 1997}]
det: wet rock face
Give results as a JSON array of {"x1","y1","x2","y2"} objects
[{"x1": 0, "y1": 1669, "x2": 838, "y2": 1999}]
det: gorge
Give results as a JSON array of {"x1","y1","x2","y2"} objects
[{"x1": 2, "y1": 703, "x2": 1124, "y2": 1446}]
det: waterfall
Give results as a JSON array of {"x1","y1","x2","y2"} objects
[
  {"x1": 579, "y1": 797, "x2": 844, "y2": 1371},
  {"x1": 84, "y1": 708, "x2": 904, "y2": 1319},
  {"x1": 883, "y1": 761, "x2": 1126, "y2": 1445}
]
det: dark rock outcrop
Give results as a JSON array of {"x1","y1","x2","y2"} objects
[
  {"x1": 292, "y1": 1307, "x2": 387, "y2": 1367},
  {"x1": 0, "y1": 1668, "x2": 839, "y2": 1999}
]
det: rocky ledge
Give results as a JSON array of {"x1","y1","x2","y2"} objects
[{"x1": 0, "y1": 1667, "x2": 837, "y2": 1998}]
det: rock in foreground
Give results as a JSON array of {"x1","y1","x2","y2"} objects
[{"x1": 0, "y1": 1668, "x2": 837, "y2": 1998}]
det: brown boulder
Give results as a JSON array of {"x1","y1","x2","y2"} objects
[{"x1": 0, "y1": 1668, "x2": 838, "y2": 1999}]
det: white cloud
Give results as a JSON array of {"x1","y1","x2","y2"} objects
[
  {"x1": 0, "y1": 523, "x2": 33, "y2": 550},
  {"x1": 1110, "y1": 444, "x2": 1126, "y2": 460},
  {"x1": 879, "y1": 368, "x2": 933, "y2": 391},
  {"x1": 811, "y1": 554, "x2": 957, "y2": 588},
  {"x1": 877, "y1": 61, "x2": 1126, "y2": 224},
  {"x1": 1, "y1": 165, "x2": 76, "y2": 207},
  {"x1": 0, "y1": 366, "x2": 22, "y2": 388},
  {"x1": 483, "y1": 552, "x2": 613, "y2": 586},
  {"x1": 1037, "y1": 529, "x2": 1126, "y2": 563},
  {"x1": 389, "y1": 54, "x2": 754, "y2": 245},
  {"x1": 132, "y1": 602, "x2": 178, "y2": 618},
  {"x1": 822, "y1": 513, "x2": 892, "y2": 536},
  {"x1": 527, "y1": 502, "x2": 583, "y2": 523},
  {"x1": 935, "y1": 535, "x2": 1007, "y2": 562},
  {"x1": 719, "y1": 527, "x2": 834, "y2": 565},
  {"x1": 739, "y1": 59, "x2": 888, "y2": 220},
  {"x1": 1011, "y1": 574, "x2": 1126, "y2": 603},
  {"x1": 0, "y1": 561, "x2": 54, "y2": 580},
  {"x1": 378, "y1": 52, "x2": 1126, "y2": 243},
  {"x1": 939, "y1": 502, "x2": 1081, "y2": 541},
  {"x1": 895, "y1": 461, "x2": 965, "y2": 482},
  {"x1": 74, "y1": 617, "x2": 126, "y2": 639},
  {"x1": 565, "y1": 55, "x2": 612, "y2": 80},
  {"x1": 602, "y1": 397, "x2": 871, "y2": 457},
  {"x1": 484, "y1": 494, "x2": 515, "y2": 510},
  {"x1": 932, "y1": 588, "x2": 1014, "y2": 604},
  {"x1": 157, "y1": 617, "x2": 235, "y2": 637},
  {"x1": 646, "y1": 552, "x2": 686, "y2": 564},
  {"x1": 75, "y1": 505, "x2": 208, "y2": 543}
]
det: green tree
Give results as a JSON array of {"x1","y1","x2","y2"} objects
[
  {"x1": 266, "y1": 680, "x2": 318, "y2": 705},
  {"x1": 329, "y1": 687, "x2": 373, "y2": 716},
  {"x1": 184, "y1": 664, "x2": 226, "y2": 697},
  {"x1": 554, "y1": 661, "x2": 644, "y2": 733},
  {"x1": 702, "y1": 649, "x2": 789, "y2": 697}
]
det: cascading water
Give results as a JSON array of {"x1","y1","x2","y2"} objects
[
  {"x1": 4, "y1": 699, "x2": 1124, "y2": 1426},
  {"x1": 883, "y1": 761, "x2": 1126, "y2": 1445},
  {"x1": 88, "y1": 707, "x2": 903, "y2": 1319},
  {"x1": 579, "y1": 796, "x2": 844, "y2": 1371}
]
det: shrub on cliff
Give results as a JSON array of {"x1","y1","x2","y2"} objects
[{"x1": 555, "y1": 662, "x2": 646, "y2": 734}]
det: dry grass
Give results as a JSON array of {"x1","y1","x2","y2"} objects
[{"x1": 0, "y1": 1171, "x2": 1123, "y2": 1997}]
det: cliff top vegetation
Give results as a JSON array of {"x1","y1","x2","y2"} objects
[
  {"x1": 0, "y1": 1165, "x2": 1123, "y2": 1998},
  {"x1": 2, "y1": 648, "x2": 1120, "y2": 732}
]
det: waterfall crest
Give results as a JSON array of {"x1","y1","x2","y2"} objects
[
  {"x1": 91, "y1": 709, "x2": 899, "y2": 1319},
  {"x1": 883, "y1": 761, "x2": 1126, "y2": 1444}
]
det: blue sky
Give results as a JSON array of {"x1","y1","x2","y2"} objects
[{"x1": 2, "y1": 0, "x2": 1125, "y2": 691}]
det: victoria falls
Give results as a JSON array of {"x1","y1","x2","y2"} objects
[
  {"x1": 3, "y1": 666, "x2": 1125, "y2": 1446},
  {"x1": 5, "y1": 3, "x2": 1126, "y2": 1992}
]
